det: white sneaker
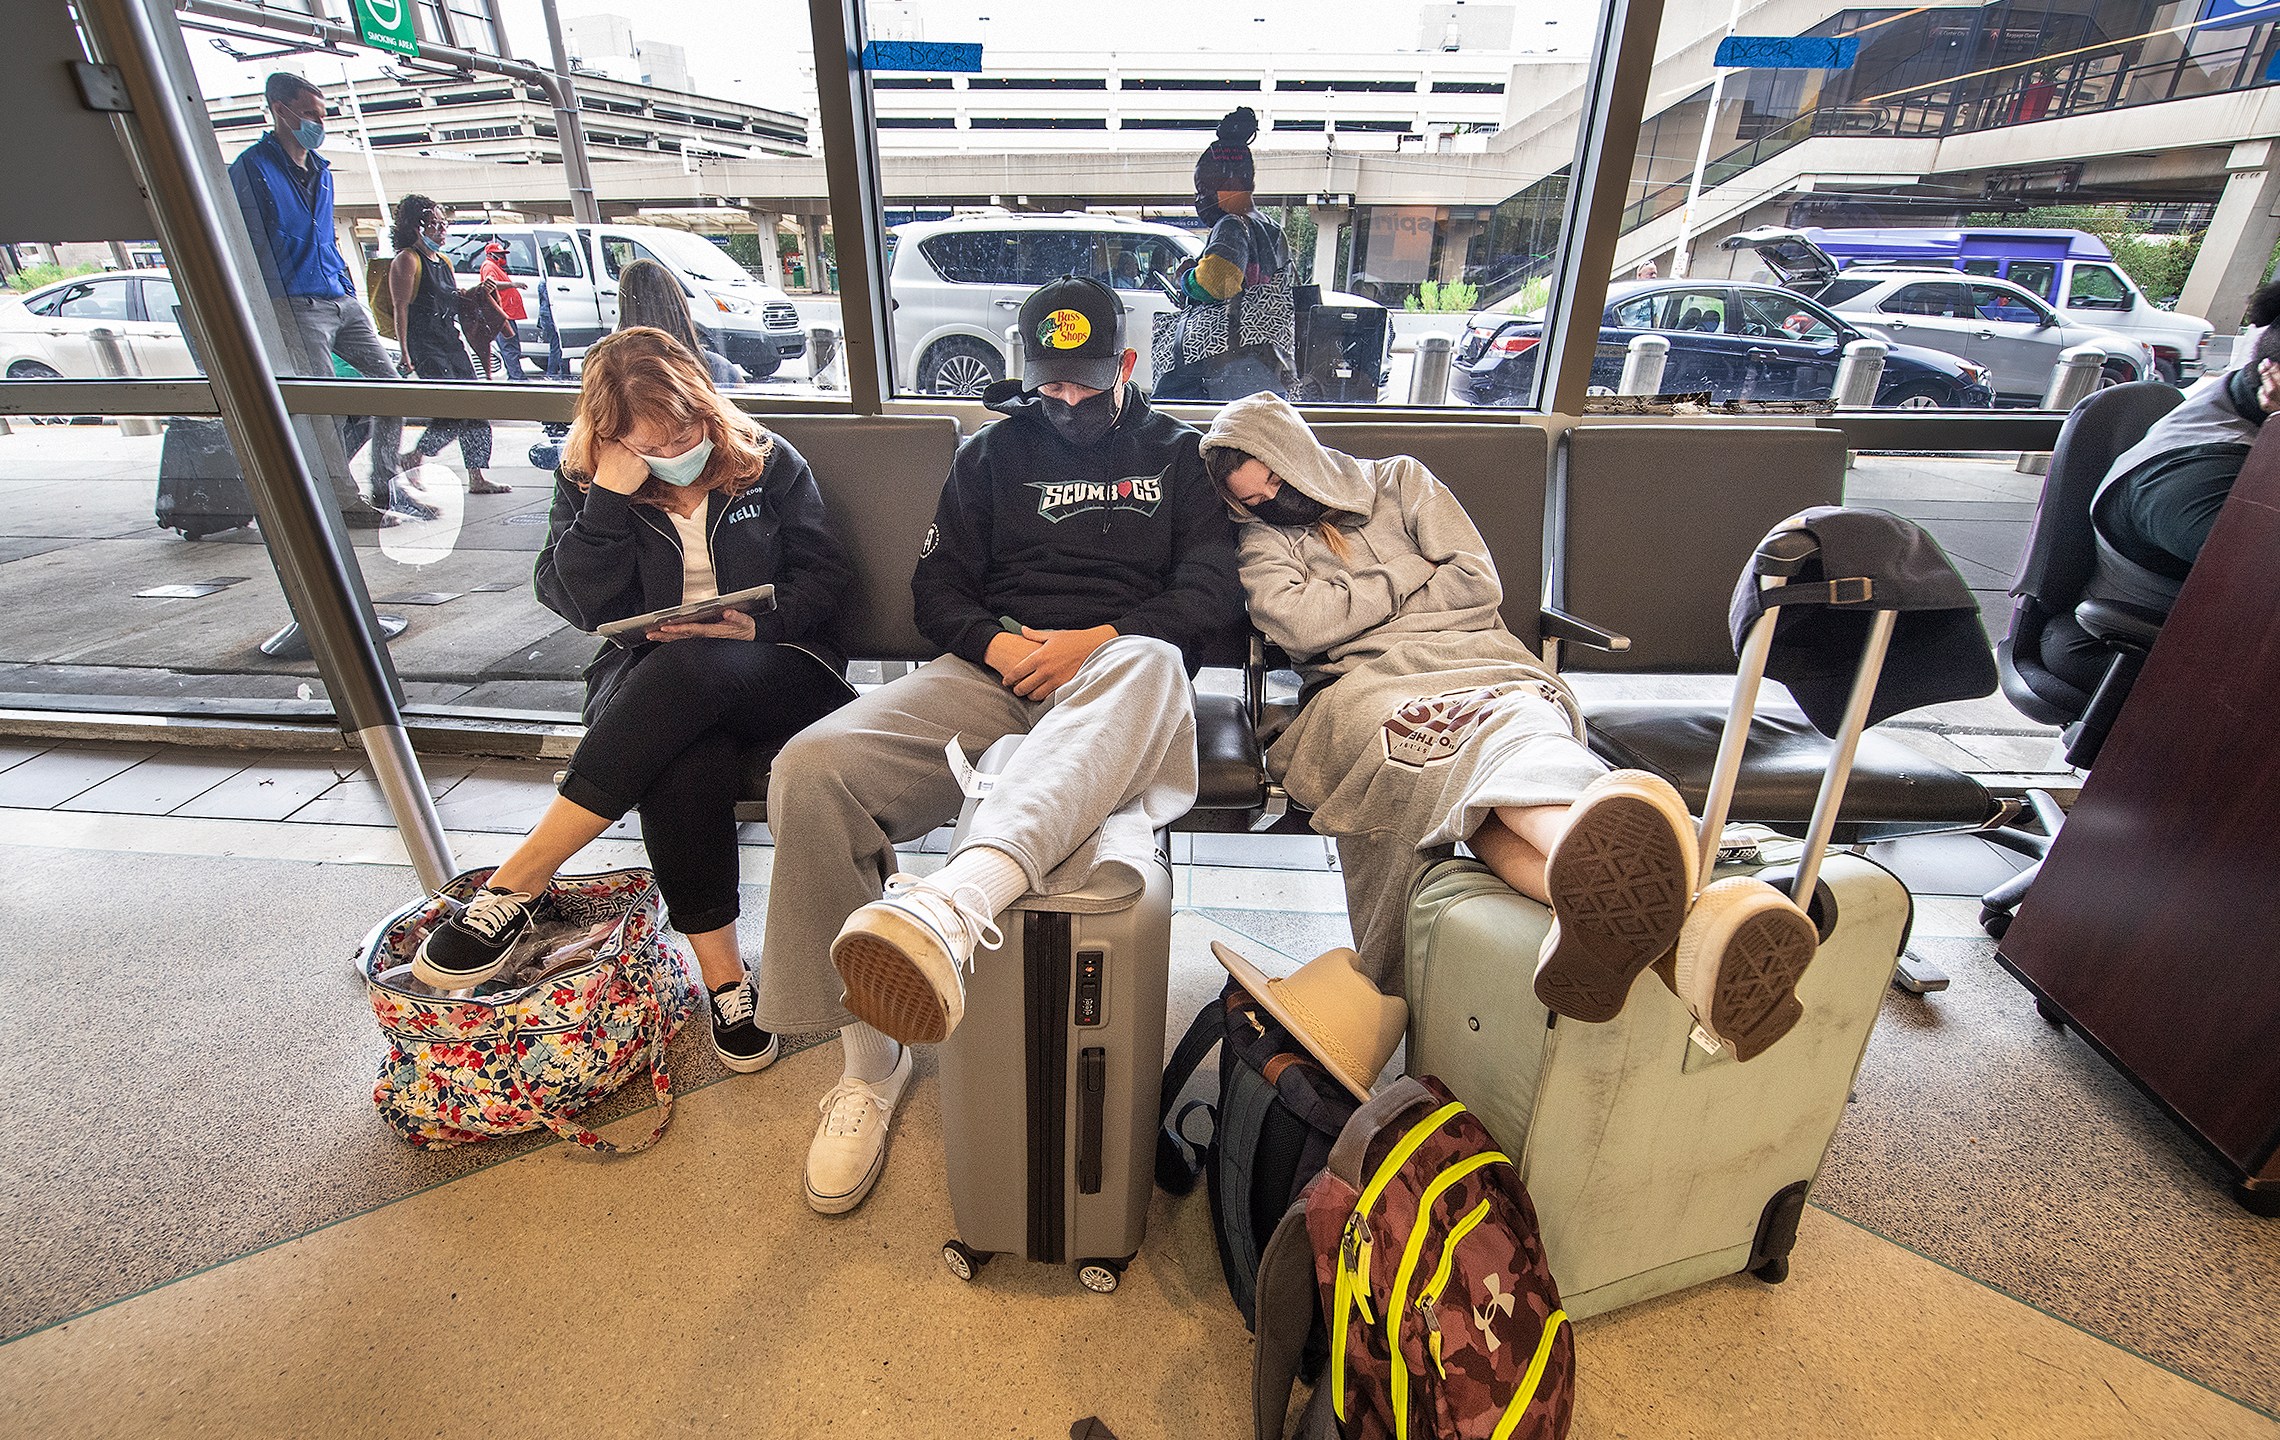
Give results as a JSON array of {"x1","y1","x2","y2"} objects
[
  {"x1": 803, "y1": 1044, "x2": 915, "y2": 1215},
  {"x1": 1534, "y1": 770, "x2": 1700, "y2": 1023},
  {"x1": 1671, "y1": 877, "x2": 1820, "y2": 1062},
  {"x1": 829, "y1": 874, "x2": 1003, "y2": 1046}
]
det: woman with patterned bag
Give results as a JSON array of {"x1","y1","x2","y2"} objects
[
  {"x1": 1154, "y1": 107, "x2": 1298, "y2": 402},
  {"x1": 1199, "y1": 393, "x2": 1821, "y2": 1062},
  {"x1": 407, "y1": 326, "x2": 857, "y2": 1076}
]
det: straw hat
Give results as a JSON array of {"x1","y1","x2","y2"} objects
[{"x1": 1210, "y1": 941, "x2": 1408, "y2": 1102}]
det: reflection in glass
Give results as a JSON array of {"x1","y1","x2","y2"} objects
[{"x1": 1622, "y1": 0, "x2": 2252, "y2": 405}]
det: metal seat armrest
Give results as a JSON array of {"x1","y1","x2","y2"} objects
[
  {"x1": 1540, "y1": 605, "x2": 1630, "y2": 653},
  {"x1": 1245, "y1": 630, "x2": 1267, "y2": 725},
  {"x1": 2073, "y1": 596, "x2": 2164, "y2": 654}
]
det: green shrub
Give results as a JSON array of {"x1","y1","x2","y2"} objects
[
  {"x1": 5, "y1": 262, "x2": 103, "y2": 293},
  {"x1": 1404, "y1": 279, "x2": 1481, "y2": 313}
]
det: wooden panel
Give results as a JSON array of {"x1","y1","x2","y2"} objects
[{"x1": 1998, "y1": 422, "x2": 2280, "y2": 1177}]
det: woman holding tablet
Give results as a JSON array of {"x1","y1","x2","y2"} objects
[{"x1": 412, "y1": 326, "x2": 855, "y2": 1075}]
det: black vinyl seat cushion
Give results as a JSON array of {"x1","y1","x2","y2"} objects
[
  {"x1": 1585, "y1": 700, "x2": 1999, "y2": 843},
  {"x1": 732, "y1": 689, "x2": 1267, "y2": 824}
]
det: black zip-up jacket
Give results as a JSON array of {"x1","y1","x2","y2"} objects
[
  {"x1": 535, "y1": 434, "x2": 854, "y2": 720},
  {"x1": 911, "y1": 383, "x2": 1242, "y2": 673}
]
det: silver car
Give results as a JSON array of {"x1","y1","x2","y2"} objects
[
  {"x1": 886, "y1": 213, "x2": 1196, "y2": 397},
  {"x1": 1809, "y1": 269, "x2": 2154, "y2": 403},
  {"x1": 1725, "y1": 230, "x2": 2153, "y2": 403}
]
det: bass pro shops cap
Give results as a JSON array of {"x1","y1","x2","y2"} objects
[{"x1": 1017, "y1": 275, "x2": 1125, "y2": 391}]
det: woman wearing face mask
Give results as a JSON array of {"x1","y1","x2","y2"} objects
[
  {"x1": 1156, "y1": 107, "x2": 1296, "y2": 402},
  {"x1": 387, "y1": 193, "x2": 506, "y2": 495},
  {"x1": 412, "y1": 326, "x2": 857, "y2": 1076},
  {"x1": 1199, "y1": 393, "x2": 1821, "y2": 1063}
]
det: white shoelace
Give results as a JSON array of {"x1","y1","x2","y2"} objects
[
  {"x1": 712, "y1": 983, "x2": 755, "y2": 1027},
  {"x1": 459, "y1": 888, "x2": 533, "y2": 940},
  {"x1": 882, "y1": 873, "x2": 1004, "y2": 970},
  {"x1": 817, "y1": 1076, "x2": 896, "y2": 1138}
]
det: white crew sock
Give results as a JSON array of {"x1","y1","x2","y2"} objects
[
  {"x1": 926, "y1": 842, "x2": 1031, "y2": 918},
  {"x1": 839, "y1": 1021, "x2": 903, "y2": 1085}
]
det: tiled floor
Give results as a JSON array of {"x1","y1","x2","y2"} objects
[{"x1": 4, "y1": 740, "x2": 2270, "y2": 1438}]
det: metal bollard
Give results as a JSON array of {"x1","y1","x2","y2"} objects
[
  {"x1": 2019, "y1": 344, "x2": 2108, "y2": 474},
  {"x1": 1409, "y1": 333, "x2": 1455, "y2": 405},
  {"x1": 88, "y1": 326, "x2": 160, "y2": 435},
  {"x1": 1005, "y1": 324, "x2": 1023, "y2": 384},
  {"x1": 1617, "y1": 333, "x2": 1669, "y2": 396},
  {"x1": 808, "y1": 324, "x2": 842, "y2": 391},
  {"x1": 1832, "y1": 338, "x2": 1887, "y2": 409}
]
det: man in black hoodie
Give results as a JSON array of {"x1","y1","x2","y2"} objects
[{"x1": 755, "y1": 276, "x2": 1241, "y2": 1215}]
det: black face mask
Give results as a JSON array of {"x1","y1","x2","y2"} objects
[
  {"x1": 1042, "y1": 385, "x2": 1121, "y2": 447},
  {"x1": 1249, "y1": 487, "x2": 1330, "y2": 529}
]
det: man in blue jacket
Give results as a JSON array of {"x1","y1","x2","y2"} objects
[
  {"x1": 228, "y1": 72, "x2": 402, "y2": 529},
  {"x1": 754, "y1": 276, "x2": 1242, "y2": 1215}
]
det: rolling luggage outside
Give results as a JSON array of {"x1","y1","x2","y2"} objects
[
  {"x1": 1403, "y1": 511, "x2": 1963, "y2": 1318},
  {"x1": 154, "y1": 416, "x2": 255, "y2": 539},
  {"x1": 936, "y1": 735, "x2": 1175, "y2": 1293}
]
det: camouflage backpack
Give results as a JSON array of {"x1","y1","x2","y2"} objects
[{"x1": 1300, "y1": 1076, "x2": 1573, "y2": 1440}]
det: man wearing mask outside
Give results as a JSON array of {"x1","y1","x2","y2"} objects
[
  {"x1": 753, "y1": 276, "x2": 1241, "y2": 1217},
  {"x1": 228, "y1": 72, "x2": 404, "y2": 528}
]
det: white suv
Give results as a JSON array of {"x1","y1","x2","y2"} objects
[
  {"x1": 887, "y1": 214, "x2": 1197, "y2": 396},
  {"x1": 887, "y1": 212, "x2": 1391, "y2": 399},
  {"x1": 442, "y1": 222, "x2": 806, "y2": 378}
]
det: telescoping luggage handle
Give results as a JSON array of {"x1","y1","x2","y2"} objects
[{"x1": 1692, "y1": 526, "x2": 1899, "y2": 915}]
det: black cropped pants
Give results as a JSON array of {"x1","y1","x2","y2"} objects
[{"x1": 558, "y1": 638, "x2": 849, "y2": 935}]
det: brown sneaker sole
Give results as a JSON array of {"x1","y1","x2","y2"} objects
[
  {"x1": 1677, "y1": 879, "x2": 1820, "y2": 1062},
  {"x1": 1534, "y1": 780, "x2": 1697, "y2": 1023},
  {"x1": 832, "y1": 929, "x2": 952, "y2": 1046}
]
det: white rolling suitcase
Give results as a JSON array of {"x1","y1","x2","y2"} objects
[
  {"x1": 1404, "y1": 514, "x2": 1951, "y2": 1319},
  {"x1": 935, "y1": 735, "x2": 1174, "y2": 1294}
]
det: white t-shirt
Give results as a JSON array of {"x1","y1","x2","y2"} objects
[{"x1": 669, "y1": 508, "x2": 719, "y2": 604}]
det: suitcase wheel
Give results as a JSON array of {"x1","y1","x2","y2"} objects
[
  {"x1": 2033, "y1": 996, "x2": 2066, "y2": 1029},
  {"x1": 1074, "y1": 1259, "x2": 1124, "y2": 1294},
  {"x1": 942, "y1": 1239, "x2": 991, "y2": 1282}
]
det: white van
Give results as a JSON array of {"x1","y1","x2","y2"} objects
[{"x1": 441, "y1": 222, "x2": 806, "y2": 377}]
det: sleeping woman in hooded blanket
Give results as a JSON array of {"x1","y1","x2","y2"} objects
[{"x1": 1199, "y1": 392, "x2": 1820, "y2": 1060}]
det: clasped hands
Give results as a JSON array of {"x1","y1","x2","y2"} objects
[{"x1": 986, "y1": 623, "x2": 1118, "y2": 700}]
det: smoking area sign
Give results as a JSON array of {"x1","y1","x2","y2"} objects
[{"x1": 355, "y1": 0, "x2": 420, "y2": 58}]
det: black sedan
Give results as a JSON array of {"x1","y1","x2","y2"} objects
[{"x1": 1451, "y1": 279, "x2": 1996, "y2": 409}]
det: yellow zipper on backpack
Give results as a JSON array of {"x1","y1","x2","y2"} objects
[
  {"x1": 1415, "y1": 1197, "x2": 1496, "y2": 1377},
  {"x1": 1385, "y1": 1151, "x2": 1512, "y2": 1440},
  {"x1": 1489, "y1": 1308, "x2": 1570, "y2": 1440},
  {"x1": 1331, "y1": 1100, "x2": 1464, "y2": 1424}
]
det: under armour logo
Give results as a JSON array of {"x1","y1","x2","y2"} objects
[{"x1": 1473, "y1": 1274, "x2": 1517, "y2": 1352}]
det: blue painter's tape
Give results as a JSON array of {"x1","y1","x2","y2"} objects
[
  {"x1": 1714, "y1": 35, "x2": 1861, "y2": 69},
  {"x1": 860, "y1": 40, "x2": 983, "y2": 72}
]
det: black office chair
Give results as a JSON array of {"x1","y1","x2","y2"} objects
[{"x1": 1979, "y1": 379, "x2": 2184, "y2": 940}]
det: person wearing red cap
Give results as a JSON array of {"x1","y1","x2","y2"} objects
[{"x1": 478, "y1": 239, "x2": 533, "y2": 382}]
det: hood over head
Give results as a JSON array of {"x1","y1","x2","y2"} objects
[{"x1": 1199, "y1": 392, "x2": 1374, "y2": 521}]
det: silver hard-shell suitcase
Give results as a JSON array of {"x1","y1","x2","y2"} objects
[
  {"x1": 936, "y1": 735, "x2": 1174, "y2": 1293},
  {"x1": 1404, "y1": 515, "x2": 1929, "y2": 1318}
]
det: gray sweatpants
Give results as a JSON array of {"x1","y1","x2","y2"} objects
[
  {"x1": 273, "y1": 294, "x2": 402, "y2": 503},
  {"x1": 753, "y1": 635, "x2": 1198, "y2": 1034}
]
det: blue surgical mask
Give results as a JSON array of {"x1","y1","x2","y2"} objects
[
  {"x1": 293, "y1": 117, "x2": 325, "y2": 151},
  {"x1": 636, "y1": 436, "x2": 714, "y2": 487}
]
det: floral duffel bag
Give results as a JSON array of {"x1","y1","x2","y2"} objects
[{"x1": 360, "y1": 867, "x2": 700, "y2": 1152}]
